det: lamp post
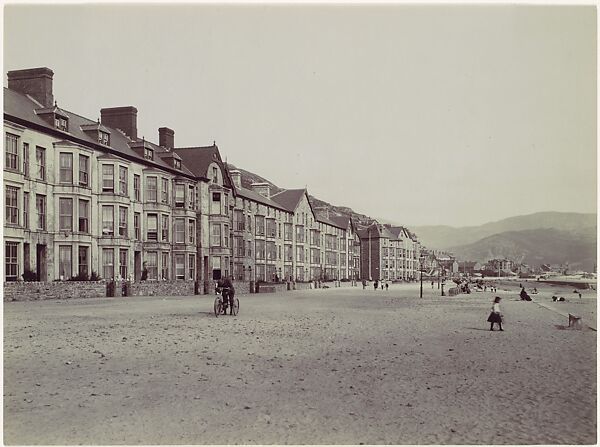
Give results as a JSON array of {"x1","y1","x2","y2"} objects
[{"x1": 419, "y1": 257, "x2": 424, "y2": 298}]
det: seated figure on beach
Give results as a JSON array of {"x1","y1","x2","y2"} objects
[{"x1": 520, "y1": 287, "x2": 531, "y2": 301}]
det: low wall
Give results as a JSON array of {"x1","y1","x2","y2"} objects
[
  {"x1": 128, "y1": 280, "x2": 195, "y2": 297},
  {"x1": 4, "y1": 281, "x2": 106, "y2": 301}
]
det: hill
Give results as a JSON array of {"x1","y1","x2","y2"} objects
[
  {"x1": 447, "y1": 227, "x2": 597, "y2": 272},
  {"x1": 412, "y1": 212, "x2": 597, "y2": 249}
]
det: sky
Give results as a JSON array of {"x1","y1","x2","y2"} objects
[{"x1": 3, "y1": 3, "x2": 597, "y2": 227}]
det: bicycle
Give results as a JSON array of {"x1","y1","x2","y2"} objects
[{"x1": 213, "y1": 287, "x2": 239, "y2": 317}]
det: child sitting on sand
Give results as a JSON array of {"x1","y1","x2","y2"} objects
[{"x1": 487, "y1": 297, "x2": 504, "y2": 331}]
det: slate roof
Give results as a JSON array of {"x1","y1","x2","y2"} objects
[
  {"x1": 270, "y1": 188, "x2": 309, "y2": 212},
  {"x1": 4, "y1": 87, "x2": 197, "y2": 179},
  {"x1": 173, "y1": 145, "x2": 230, "y2": 186},
  {"x1": 234, "y1": 185, "x2": 291, "y2": 212}
]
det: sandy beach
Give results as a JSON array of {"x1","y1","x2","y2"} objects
[{"x1": 3, "y1": 283, "x2": 596, "y2": 444}]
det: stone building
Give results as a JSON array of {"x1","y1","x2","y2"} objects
[
  {"x1": 358, "y1": 223, "x2": 420, "y2": 281},
  {"x1": 3, "y1": 67, "x2": 209, "y2": 283}
]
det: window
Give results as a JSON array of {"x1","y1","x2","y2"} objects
[
  {"x1": 235, "y1": 236, "x2": 245, "y2": 256},
  {"x1": 255, "y1": 216, "x2": 265, "y2": 236},
  {"x1": 266, "y1": 241, "x2": 276, "y2": 261},
  {"x1": 296, "y1": 225, "x2": 304, "y2": 243},
  {"x1": 175, "y1": 254, "x2": 185, "y2": 279},
  {"x1": 102, "y1": 205, "x2": 114, "y2": 235},
  {"x1": 59, "y1": 153, "x2": 73, "y2": 183},
  {"x1": 134, "y1": 175, "x2": 141, "y2": 201},
  {"x1": 144, "y1": 147, "x2": 154, "y2": 160},
  {"x1": 59, "y1": 198, "x2": 73, "y2": 231},
  {"x1": 55, "y1": 116, "x2": 68, "y2": 131},
  {"x1": 211, "y1": 223, "x2": 221, "y2": 247},
  {"x1": 36, "y1": 195, "x2": 46, "y2": 230},
  {"x1": 161, "y1": 214, "x2": 169, "y2": 241},
  {"x1": 255, "y1": 264, "x2": 265, "y2": 282},
  {"x1": 78, "y1": 199, "x2": 89, "y2": 233},
  {"x1": 146, "y1": 176, "x2": 157, "y2": 202},
  {"x1": 119, "y1": 207, "x2": 128, "y2": 237},
  {"x1": 119, "y1": 166, "x2": 128, "y2": 196},
  {"x1": 285, "y1": 245, "x2": 293, "y2": 262},
  {"x1": 223, "y1": 194, "x2": 229, "y2": 216},
  {"x1": 36, "y1": 147, "x2": 46, "y2": 180},
  {"x1": 212, "y1": 166, "x2": 218, "y2": 183},
  {"x1": 5, "y1": 133, "x2": 19, "y2": 171},
  {"x1": 78, "y1": 246, "x2": 89, "y2": 276},
  {"x1": 174, "y1": 159, "x2": 181, "y2": 170},
  {"x1": 188, "y1": 254, "x2": 196, "y2": 280},
  {"x1": 5, "y1": 242, "x2": 18, "y2": 281},
  {"x1": 59, "y1": 246, "x2": 72, "y2": 280},
  {"x1": 297, "y1": 247, "x2": 306, "y2": 263},
  {"x1": 247, "y1": 241, "x2": 252, "y2": 257},
  {"x1": 235, "y1": 210, "x2": 245, "y2": 231},
  {"x1": 119, "y1": 249, "x2": 128, "y2": 280},
  {"x1": 255, "y1": 240, "x2": 265, "y2": 260},
  {"x1": 99, "y1": 131, "x2": 110, "y2": 145},
  {"x1": 188, "y1": 185, "x2": 195, "y2": 210},
  {"x1": 189, "y1": 220, "x2": 196, "y2": 244},
  {"x1": 102, "y1": 165, "x2": 114, "y2": 192},
  {"x1": 160, "y1": 178, "x2": 168, "y2": 204},
  {"x1": 266, "y1": 219, "x2": 276, "y2": 238},
  {"x1": 284, "y1": 223, "x2": 293, "y2": 241},
  {"x1": 175, "y1": 218, "x2": 185, "y2": 243},
  {"x1": 79, "y1": 155, "x2": 89, "y2": 186},
  {"x1": 102, "y1": 248, "x2": 114, "y2": 280},
  {"x1": 146, "y1": 252, "x2": 158, "y2": 280},
  {"x1": 23, "y1": 143, "x2": 29, "y2": 177},
  {"x1": 175, "y1": 184, "x2": 185, "y2": 208},
  {"x1": 5, "y1": 186, "x2": 19, "y2": 225},
  {"x1": 210, "y1": 192, "x2": 221, "y2": 215},
  {"x1": 23, "y1": 192, "x2": 29, "y2": 229},
  {"x1": 161, "y1": 252, "x2": 169, "y2": 280},
  {"x1": 223, "y1": 224, "x2": 230, "y2": 248},
  {"x1": 134, "y1": 213, "x2": 141, "y2": 240},
  {"x1": 147, "y1": 214, "x2": 158, "y2": 240}
]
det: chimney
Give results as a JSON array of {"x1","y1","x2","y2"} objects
[
  {"x1": 159, "y1": 127, "x2": 174, "y2": 150},
  {"x1": 230, "y1": 170, "x2": 242, "y2": 190},
  {"x1": 100, "y1": 106, "x2": 138, "y2": 140},
  {"x1": 251, "y1": 182, "x2": 271, "y2": 198},
  {"x1": 7, "y1": 67, "x2": 54, "y2": 107}
]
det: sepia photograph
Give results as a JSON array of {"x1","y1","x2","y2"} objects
[{"x1": 2, "y1": 2, "x2": 597, "y2": 445}]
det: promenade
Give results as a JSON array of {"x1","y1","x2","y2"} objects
[{"x1": 4, "y1": 283, "x2": 596, "y2": 444}]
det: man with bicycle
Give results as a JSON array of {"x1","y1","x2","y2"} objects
[{"x1": 216, "y1": 276, "x2": 236, "y2": 315}]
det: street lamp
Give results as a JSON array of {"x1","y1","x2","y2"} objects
[{"x1": 419, "y1": 256, "x2": 425, "y2": 298}]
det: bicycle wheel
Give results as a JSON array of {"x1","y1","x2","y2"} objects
[
  {"x1": 213, "y1": 297, "x2": 222, "y2": 317},
  {"x1": 231, "y1": 298, "x2": 240, "y2": 316}
]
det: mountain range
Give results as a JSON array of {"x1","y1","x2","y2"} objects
[{"x1": 227, "y1": 164, "x2": 596, "y2": 272}]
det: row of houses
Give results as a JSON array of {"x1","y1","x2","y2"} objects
[{"x1": 4, "y1": 67, "x2": 419, "y2": 286}]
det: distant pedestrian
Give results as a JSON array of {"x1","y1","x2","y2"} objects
[
  {"x1": 431, "y1": 281, "x2": 434, "y2": 289},
  {"x1": 374, "y1": 281, "x2": 378, "y2": 290},
  {"x1": 484, "y1": 285, "x2": 487, "y2": 292},
  {"x1": 487, "y1": 297, "x2": 504, "y2": 331},
  {"x1": 579, "y1": 292, "x2": 582, "y2": 299},
  {"x1": 385, "y1": 281, "x2": 389, "y2": 291},
  {"x1": 381, "y1": 283, "x2": 384, "y2": 290},
  {"x1": 362, "y1": 279, "x2": 367, "y2": 290}
]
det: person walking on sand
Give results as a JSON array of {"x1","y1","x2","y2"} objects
[
  {"x1": 385, "y1": 281, "x2": 389, "y2": 291},
  {"x1": 374, "y1": 280, "x2": 378, "y2": 290},
  {"x1": 487, "y1": 297, "x2": 504, "y2": 331}
]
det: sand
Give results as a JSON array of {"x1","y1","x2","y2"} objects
[{"x1": 3, "y1": 283, "x2": 597, "y2": 444}]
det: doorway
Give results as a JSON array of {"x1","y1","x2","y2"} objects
[
  {"x1": 134, "y1": 251, "x2": 141, "y2": 281},
  {"x1": 36, "y1": 244, "x2": 47, "y2": 281}
]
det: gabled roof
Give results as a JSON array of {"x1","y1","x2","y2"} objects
[
  {"x1": 315, "y1": 212, "x2": 347, "y2": 230},
  {"x1": 234, "y1": 185, "x2": 290, "y2": 212},
  {"x1": 270, "y1": 188, "x2": 319, "y2": 219},
  {"x1": 4, "y1": 87, "x2": 195, "y2": 179},
  {"x1": 329, "y1": 215, "x2": 352, "y2": 230},
  {"x1": 174, "y1": 145, "x2": 230, "y2": 186}
]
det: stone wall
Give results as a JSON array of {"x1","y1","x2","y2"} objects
[
  {"x1": 128, "y1": 280, "x2": 196, "y2": 297},
  {"x1": 4, "y1": 281, "x2": 106, "y2": 301}
]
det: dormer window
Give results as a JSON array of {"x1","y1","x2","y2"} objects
[
  {"x1": 144, "y1": 147, "x2": 154, "y2": 160},
  {"x1": 55, "y1": 116, "x2": 68, "y2": 131},
  {"x1": 212, "y1": 167, "x2": 218, "y2": 183},
  {"x1": 99, "y1": 131, "x2": 110, "y2": 146},
  {"x1": 174, "y1": 159, "x2": 181, "y2": 170}
]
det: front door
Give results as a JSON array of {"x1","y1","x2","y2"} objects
[
  {"x1": 134, "y1": 251, "x2": 141, "y2": 281},
  {"x1": 36, "y1": 244, "x2": 47, "y2": 281}
]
